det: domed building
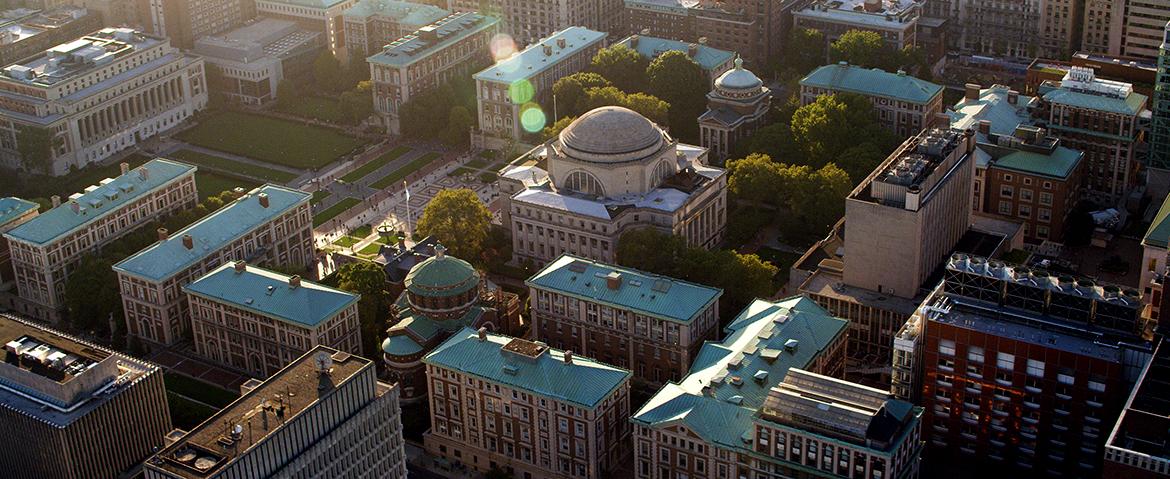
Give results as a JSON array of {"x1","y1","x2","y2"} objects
[
  {"x1": 500, "y1": 106, "x2": 728, "y2": 266},
  {"x1": 381, "y1": 245, "x2": 519, "y2": 402},
  {"x1": 699, "y1": 57, "x2": 772, "y2": 162}
]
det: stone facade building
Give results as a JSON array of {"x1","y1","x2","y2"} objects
[
  {"x1": 800, "y1": 63, "x2": 945, "y2": 139},
  {"x1": 194, "y1": 19, "x2": 324, "y2": 106},
  {"x1": 255, "y1": 0, "x2": 358, "y2": 59},
  {"x1": 0, "y1": 197, "x2": 37, "y2": 298},
  {"x1": 623, "y1": 0, "x2": 792, "y2": 66},
  {"x1": 793, "y1": 0, "x2": 921, "y2": 52},
  {"x1": 447, "y1": 0, "x2": 623, "y2": 48},
  {"x1": 343, "y1": 0, "x2": 448, "y2": 58},
  {"x1": 140, "y1": 0, "x2": 256, "y2": 49},
  {"x1": 699, "y1": 58, "x2": 770, "y2": 163}
]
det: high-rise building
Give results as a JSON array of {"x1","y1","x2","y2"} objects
[
  {"x1": 140, "y1": 0, "x2": 257, "y2": 49},
  {"x1": 0, "y1": 28, "x2": 209, "y2": 175},
  {"x1": 423, "y1": 327, "x2": 632, "y2": 479},
  {"x1": 933, "y1": 0, "x2": 1082, "y2": 59},
  {"x1": 342, "y1": 0, "x2": 449, "y2": 58},
  {"x1": 699, "y1": 57, "x2": 771, "y2": 163},
  {"x1": 0, "y1": 312, "x2": 172, "y2": 479},
  {"x1": 1148, "y1": 22, "x2": 1170, "y2": 198},
  {"x1": 1121, "y1": 0, "x2": 1170, "y2": 60},
  {"x1": 1082, "y1": 0, "x2": 1125, "y2": 57},
  {"x1": 447, "y1": 0, "x2": 623, "y2": 48},
  {"x1": 793, "y1": 0, "x2": 921, "y2": 52},
  {"x1": 4, "y1": 159, "x2": 198, "y2": 322},
  {"x1": 114, "y1": 184, "x2": 314, "y2": 348},
  {"x1": 1104, "y1": 341, "x2": 1170, "y2": 478},
  {"x1": 194, "y1": 19, "x2": 325, "y2": 106},
  {"x1": 526, "y1": 254, "x2": 722, "y2": 386},
  {"x1": 184, "y1": 262, "x2": 362, "y2": 378},
  {"x1": 255, "y1": 0, "x2": 359, "y2": 59},
  {"x1": 892, "y1": 254, "x2": 1153, "y2": 476},
  {"x1": 368, "y1": 12, "x2": 498, "y2": 135},
  {"x1": 800, "y1": 63, "x2": 945, "y2": 139},
  {"x1": 630, "y1": 296, "x2": 856, "y2": 479},
  {"x1": 0, "y1": 6, "x2": 102, "y2": 66},
  {"x1": 624, "y1": 0, "x2": 794, "y2": 66},
  {"x1": 145, "y1": 346, "x2": 408, "y2": 479}
]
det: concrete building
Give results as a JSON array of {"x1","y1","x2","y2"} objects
[
  {"x1": 0, "y1": 312, "x2": 172, "y2": 479},
  {"x1": 1037, "y1": 66, "x2": 1148, "y2": 204},
  {"x1": 526, "y1": 254, "x2": 722, "y2": 386},
  {"x1": 343, "y1": 0, "x2": 448, "y2": 58},
  {"x1": 892, "y1": 254, "x2": 1153, "y2": 476},
  {"x1": 382, "y1": 245, "x2": 520, "y2": 402},
  {"x1": 0, "y1": 28, "x2": 208, "y2": 176},
  {"x1": 0, "y1": 198, "x2": 37, "y2": 309},
  {"x1": 423, "y1": 327, "x2": 632, "y2": 479},
  {"x1": 113, "y1": 184, "x2": 314, "y2": 348},
  {"x1": 1104, "y1": 341, "x2": 1170, "y2": 478},
  {"x1": 474, "y1": 26, "x2": 605, "y2": 143},
  {"x1": 1149, "y1": 22, "x2": 1170, "y2": 197},
  {"x1": 369, "y1": 12, "x2": 498, "y2": 135},
  {"x1": 0, "y1": 7, "x2": 101, "y2": 67},
  {"x1": 145, "y1": 346, "x2": 408, "y2": 479},
  {"x1": 194, "y1": 19, "x2": 324, "y2": 106},
  {"x1": 793, "y1": 0, "x2": 921, "y2": 52},
  {"x1": 800, "y1": 62, "x2": 945, "y2": 139},
  {"x1": 4, "y1": 159, "x2": 198, "y2": 322},
  {"x1": 447, "y1": 0, "x2": 623, "y2": 48},
  {"x1": 699, "y1": 57, "x2": 771, "y2": 163},
  {"x1": 501, "y1": 106, "x2": 728, "y2": 265},
  {"x1": 1082, "y1": 0, "x2": 1125, "y2": 57},
  {"x1": 140, "y1": 0, "x2": 257, "y2": 49},
  {"x1": 1121, "y1": 0, "x2": 1170, "y2": 60},
  {"x1": 932, "y1": 0, "x2": 1082, "y2": 59},
  {"x1": 255, "y1": 0, "x2": 358, "y2": 59},
  {"x1": 613, "y1": 34, "x2": 735, "y2": 86},
  {"x1": 630, "y1": 296, "x2": 853, "y2": 479},
  {"x1": 623, "y1": 0, "x2": 793, "y2": 66},
  {"x1": 184, "y1": 262, "x2": 362, "y2": 378}
]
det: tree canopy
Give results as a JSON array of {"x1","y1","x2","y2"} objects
[
  {"x1": 64, "y1": 255, "x2": 120, "y2": 336},
  {"x1": 576, "y1": 86, "x2": 670, "y2": 125},
  {"x1": 416, "y1": 189, "x2": 492, "y2": 262},
  {"x1": 17, "y1": 126, "x2": 55, "y2": 173},
  {"x1": 829, "y1": 30, "x2": 917, "y2": 72},
  {"x1": 336, "y1": 261, "x2": 389, "y2": 357},
  {"x1": 312, "y1": 50, "x2": 343, "y2": 93},
  {"x1": 552, "y1": 72, "x2": 612, "y2": 118},
  {"x1": 783, "y1": 28, "x2": 827, "y2": 78},
  {"x1": 399, "y1": 76, "x2": 478, "y2": 144},
  {"x1": 789, "y1": 93, "x2": 896, "y2": 179},
  {"x1": 726, "y1": 153, "x2": 853, "y2": 231},
  {"x1": 646, "y1": 50, "x2": 708, "y2": 142},
  {"x1": 338, "y1": 81, "x2": 374, "y2": 125},
  {"x1": 589, "y1": 44, "x2": 648, "y2": 93}
]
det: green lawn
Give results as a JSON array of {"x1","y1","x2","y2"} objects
[
  {"x1": 167, "y1": 392, "x2": 219, "y2": 430},
  {"x1": 352, "y1": 224, "x2": 373, "y2": 238},
  {"x1": 449, "y1": 167, "x2": 473, "y2": 177},
  {"x1": 341, "y1": 146, "x2": 411, "y2": 183},
  {"x1": 477, "y1": 150, "x2": 496, "y2": 159},
  {"x1": 358, "y1": 242, "x2": 384, "y2": 255},
  {"x1": 311, "y1": 189, "x2": 332, "y2": 205},
  {"x1": 277, "y1": 96, "x2": 344, "y2": 123},
  {"x1": 177, "y1": 111, "x2": 365, "y2": 169},
  {"x1": 313, "y1": 197, "x2": 361, "y2": 227},
  {"x1": 478, "y1": 172, "x2": 497, "y2": 183},
  {"x1": 164, "y1": 372, "x2": 238, "y2": 408},
  {"x1": 333, "y1": 236, "x2": 361, "y2": 248},
  {"x1": 371, "y1": 152, "x2": 441, "y2": 189},
  {"x1": 488, "y1": 162, "x2": 505, "y2": 171},
  {"x1": 196, "y1": 171, "x2": 260, "y2": 200},
  {"x1": 465, "y1": 158, "x2": 489, "y2": 169},
  {"x1": 172, "y1": 149, "x2": 298, "y2": 183}
]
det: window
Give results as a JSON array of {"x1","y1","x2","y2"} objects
[
  {"x1": 1088, "y1": 380, "x2": 1105, "y2": 392},
  {"x1": 1018, "y1": 205, "x2": 1031, "y2": 218},
  {"x1": 1057, "y1": 373, "x2": 1075, "y2": 385},
  {"x1": 1000, "y1": 185, "x2": 1014, "y2": 198},
  {"x1": 1026, "y1": 359, "x2": 1044, "y2": 377},
  {"x1": 997, "y1": 353, "x2": 1015, "y2": 370},
  {"x1": 1003, "y1": 174, "x2": 1013, "y2": 182},
  {"x1": 939, "y1": 339, "x2": 956, "y2": 356},
  {"x1": 967, "y1": 346, "x2": 984, "y2": 363},
  {"x1": 1039, "y1": 192, "x2": 1053, "y2": 205},
  {"x1": 999, "y1": 201, "x2": 1012, "y2": 215},
  {"x1": 1020, "y1": 189, "x2": 1033, "y2": 202}
]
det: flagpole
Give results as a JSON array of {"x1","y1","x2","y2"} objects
[{"x1": 403, "y1": 180, "x2": 413, "y2": 239}]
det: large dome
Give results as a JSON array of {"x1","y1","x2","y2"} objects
[
  {"x1": 716, "y1": 58, "x2": 763, "y2": 91},
  {"x1": 404, "y1": 245, "x2": 479, "y2": 298},
  {"x1": 559, "y1": 106, "x2": 665, "y2": 163}
]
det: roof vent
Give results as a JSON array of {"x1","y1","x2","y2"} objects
[
  {"x1": 288, "y1": 275, "x2": 301, "y2": 289},
  {"x1": 258, "y1": 192, "x2": 269, "y2": 208},
  {"x1": 784, "y1": 339, "x2": 799, "y2": 351},
  {"x1": 564, "y1": 350, "x2": 573, "y2": 364},
  {"x1": 753, "y1": 370, "x2": 768, "y2": 382},
  {"x1": 727, "y1": 395, "x2": 743, "y2": 405},
  {"x1": 138, "y1": 167, "x2": 148, "y2": 181},
  {"x1": 234, "y1": 260, "x2": 247, "y2": 273},
  {"x1": 477, "y1": 327, "x2": 487, "y2": 341},
  {"x1": 605, "y1": 272, "x2": 622, "y2": 290},
  {"x1": 182, "y1": 234, "x2": 193, "y2": 250}
]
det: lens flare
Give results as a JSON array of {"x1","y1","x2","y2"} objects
[
  {"x1": 520, "y1": 104, "x2": 546, "y2": 133},
  {"x1": 490, "y1": 33, "x2": 517, "y2": 61},
  {"x1": 509, "y1": 80, "x2": 534, "y2": 104}
]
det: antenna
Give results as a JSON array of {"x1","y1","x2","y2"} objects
[{"x1": 314, "y1": 351, "x2": 333, "y2": 373}]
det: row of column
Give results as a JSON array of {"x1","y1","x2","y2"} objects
[{"x1": 78, "y1": 76, "x2": 184, "y2": 144}]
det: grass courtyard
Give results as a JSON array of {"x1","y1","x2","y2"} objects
[
  {"x1": 371, "y1": 152, "x2": 441, "y2": 189},
  {"x1": 340, "y1": 145, "x2": 411, "y2": 183},
  {"x1": 172, "y1": 149, "x2": 298, "y2": 184},
  {"x1": 313, "y1": 197, "x2": 361, "y2": 227},
  {"x1": 277, "y1": 96, "x2": 344, "y2": 123},
  {"x1": 195, "y1": 171, "x2": 260, "y2": 200},
  {"x1": 177, "y1": 111, "x2": 365, "y2": 170}
]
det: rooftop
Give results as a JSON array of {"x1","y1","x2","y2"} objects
[
  {"x1": 985, "y1": 143, "x2": 1082, "y2": 179},
  {"x1": 183, "y1": 263, "x2": 359, "y2": 328},
  {"x1": 1144, "y1": 194, "x2": 1170, "y2": 249},
  {"x1": 193, "y1": 19, "x2": 321, "y2": 64},
  {"x1": 113, "y1": 185, "x2": 310, "y2": 282},
  {"x1": 795, "y1": 0, "x2": 921, "y2": 28},
  {"x1": 526, "y1": 254, "x2": 722, "y2": 324},
  {"x1": 474, "y1": 26, "x2": 606, "y2": 85},
  {"x1": 614, "y1": 34, "x2": 734, "y2": 72},
  {"x1": 404, "y1": 245, "x2": 480, "y2": 298},
  {"x1": 1, "y1": 27, "x2": 162, "y2": 87},
  {"x1": 801, "y1": 62, "x2": 942, "y2": 104},
  {"x1": 949, "y1": 85, "x2": 1038, "y2": 142},
  {"x1": 257, "y1": 0, "x2": 351, "y2": 9},
  {"x1": 1107, "y1": 341, "x2": 1170, "y2": 462},
  {"x1": 0, "y1": 7, "x2": 91, "y2": 49},
  {"x1": 1041, "y1": 67, "x2": 1148, "y2": 116},
  {"x1": 343, "y1": 0, "x2": 447, "y2": 24},
  {"x1": 0, "y1": 197, "x2": 38, "y2": 228},
  {"x1": 5, "y1": 158, "x2": 196, "y2": 246},
  {"x1": 424, "y1": 327, "x2": 631, "y2": 408},
  {"x1": 860, "y1": 128, "x2": 972, "y2": 208},
  {"x1": 148, "y1": 347, "x2": 372, "y2": 478},
  {"x1": 369, "y1": 12, "x2": 497, "y2": 68},
  {"x1": 631, "y1": 296, "x2": 848, "y2": 451}
]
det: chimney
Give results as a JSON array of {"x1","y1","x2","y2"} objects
[
  {"x1": 687, "y1": 43, "x2": 698, "y2": 57},
  {"x1": 157, "y1": 227, "x2": 169, "y2": 241},
  {"x1": 138, "y1": 167, "x2": 149, "y2": 181},
  {"x1": 863, "y1": 0, "x2": 882, "y2": 12},
  {"x1": 1008, "y1": 90, "x2": 1019, "y2": 105},
  {"x1": 69, "y1": 201, "x2": 79, "y2": 214},
  {"x1": 435, "y1": 244, "x2": 446, "y2": 260},
  {"x1": 542, "y1": 44, "x2": 552, "y2": 56},
  {"x1": 51, "y1": 195, "x2": 60, "y2": 208},
  {"x1": 182, "y1": 234, "x2": 193, "y2": 250},
  {"x1": 698, "y1": 37, "x2": 707, "y2": 45},
  {"x1": 556, "y1": 38, "x2": 565, "y2": 49},
  {"x1": 234, "y1": 260, "x2": 247, "y2": 273},
  {"x1": 964, "y1": 83, "x2": 980, "y2": 102},
  {"x1": 397, "y1": 236, "x2": 406, "y2": 250},
  {"x1": 288, "y1": 275, "x2": 301, "y2": 289},
  {"x1": 258, "y1": 192, "x2": 269, "y2": 208},
  {"x1": 978, "y1": 120, "x2": 991, "y2": 135},
  {"x1": 629, "y1": 35, "x2": 639, "y2": 48},
  {"x1": 606, "y1": 272, "x2": 622, "y2": 290},
  {"x1": 564, "y1": 350, "x2": 573, "y2": 364},
  {"x1": 119, "y1": 162, "x2": 129, "y2": 175},
  {"x1": 477, "y1": 327, "x2": 487, "y2": 341}
]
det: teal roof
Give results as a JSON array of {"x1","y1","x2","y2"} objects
[
  {"x1": 404, "y1": 249, "x2": 479, "y2": 298},
  {"x1": 183, "y1": 263, "x2": 359, "y2": 328},
  {"x1": 5, "y1": 159, "x2": 196, "y2": 246},
  {"x1": 1043, "y1": 87, "x2": 1147, "y2": 116},
  {"x1": 113, "y1": 185, "x2": 310, "y2": 282},
  {"x1": 526, "y1": 254, "x2": 722, "y2": 324},
  {"x1": 474, "y1": 26, "x2": 606, "y2": 85},
  {"x1": 800, "y1": 63, "x2": 943, "y2": 104},
  {"x1": 368, "y1": 12, "x2": 497, "y2": 68},
  {"x1": 989, "y1": 147, "x2": 1083, "y2": 179},
  {"x1": 614, "y1": 35, "x2": 734, "y2": 72},
  {"x1": 343, "y1": 0, "x2": 447, "y2": 23},
  {"x1": 424, "y1": 327, "x2": 631, "y2": 408},
  {"x1": 0, "y1": 197, "x2": 38, "y2": 228},
  {"x1": 262, "y1": 0, "x2": 350, "y2": 8},
  {"x1": 1145, "y1": 195, "x2": 1170, "y2": 248},
  {"x1": 382, "y1": 290, "x2": 487, "y2": 356},
  {"x1": 631, "y1": 296, "x2": 847, "y2": 451}
]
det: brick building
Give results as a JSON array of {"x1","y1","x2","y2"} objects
[
  {"x1": 342, "y1": 0, "x2": 448, "y2": 58},
  {"x1": 800, "y1": 63, "x2": 944, "y2": 139}
]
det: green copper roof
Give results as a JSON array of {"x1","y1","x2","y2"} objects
[
  {"x1": 368, "y1": 12, "x2": 498, "y2": 68},
  {"x1": 404, "y1": 247, "x2": 480, "y2": 297},
  {"x1": 382, "y1": 334, "x2": 425, "y2": 356},
  {"x1": 343, "y1": 0, "x2": 447, "y2": 23},
  {"x1": 989, "y1": 146, "x2": 1083, "y2": 179},
  {"x1": 183, "y1": 263, "x2": 359, "y2": 328},
  {"x1": 614, "y1": 35, "x2": 734, "y2": 72},
  {"x1": 5, "y1": 159, "x2": 196, "y2": 246},
  {"x1": 527, "y1": 254, "x2": 722, "y2": 324},
  {"x1": 1042, "y1": 87, "x2": 1147, "y2": 116},
  {"x1": 631, "y1": 296, "x2": 847, "y2": 451},
  {"x1": 1145, "y1": 195, "x2": 1170, "y2": 248},
  {"x1": 113, "y1": 185, "x2": 310, "y2": 282},
  {"x1": 261, "y1": 0, "x2": 350, "y2": 8},
  {"x1": 474, "y1": 26, "x2": 606, "y2": 85},
  {"x1": 382, "y1": 292, "x2": 486, "y2": 356},
  {"x1": 800, "y1": 63, "x2": 943, "y2": 105},
  {"x1": 424, "y1": 327, "x2": 631, "y2": 409},
  {"x1": 0, "y1": 197, "x2": 38, "y2": 228}
]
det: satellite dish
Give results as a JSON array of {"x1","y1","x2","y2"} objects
[{"x1": 314, "y1": 351, "x2": 333, "y2": 373}]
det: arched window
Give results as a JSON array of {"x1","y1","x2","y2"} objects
[
  {"x1": 651, "y1": 160, "x2": 674, "y2": 188},
  {"x1": 564, "y1": 170, "x2": 606, "y2": 196}
]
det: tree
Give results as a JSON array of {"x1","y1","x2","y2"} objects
[
  {"x1": 552, "y1": 72, "x2": 611, "y2": 118},
  {"x1": 783, "y1": 28, "x2": 827, "y2": 78},
  {"x1": 621, "y1": 92, "x2": 670, "y2": 126},
  {"x1": 835, "y1": 142, "x2": 888, "y2": 184},
  {"x1": 336, "y1": 262, "x2": 389, "y2": 358},
  {"x1": 276, "y1": 79, "x2": 298, "y2": 110},
  {"x1": 831, "y1": 30, "x2": 902, "y2": 71},
  {"x1": 312, "y1": 50, "x2": 343, "y2": 93},
  {"x1": 340, "y1": 81, "x2": 375, "y2": 125},
  {"x1": 442, "y1": 106, "x2": 474, "y2": 147},
  {"x1": 615, "y1": 228, "x2": 688, "y2": 276},
  {"x1": 204, "y1": 64, "x2": 228, "y2": 107},
  {"x1": 743, "y1": 124, "x2": 797, "y2": 166},
  {"x1": 541, "y1": 115, "x2": 577, "y2": 141},
  {"x1": 646, "y1": 50, "x2": 708, "y2": 142},
  {"x1": 416, "y1": 189, "x2": 492, "y2": 262},
  {"x1": 790, "y1": 93, "x2": 892, "y2": 169},
  {"x1": 399, "y1": 84, "x2": 455, "y2": 140},
  {"x1": 726, "y1": 153, "x2": 782, "y2": 205},
  {"x1": 16, "y1": 126, "x2": 55, "y2": 172},
  {"x1": 64, "y1": 255, "x2": 120, "y2": 336},
  {"x1": 590, "y1": 44, "x2": 648, "y2": 93}
]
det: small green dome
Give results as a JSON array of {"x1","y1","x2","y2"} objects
[{"x1": 404, "y1": 245, "x2": 479, "y2": 298}]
